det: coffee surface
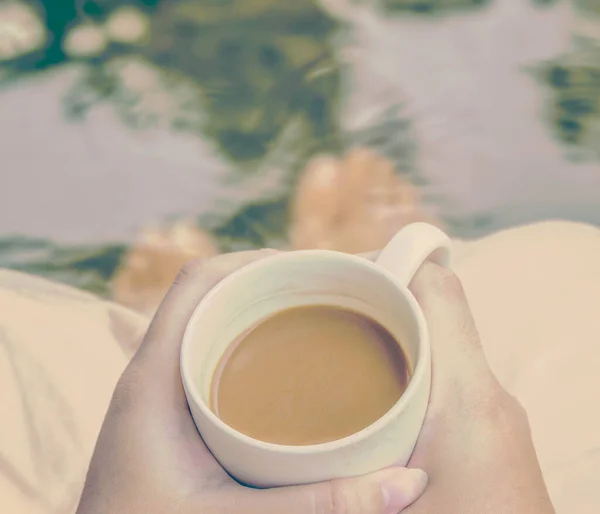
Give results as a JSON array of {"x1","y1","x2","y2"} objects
[{"x1": 210, "y1": 305, "x2": 410, "y2": 445}]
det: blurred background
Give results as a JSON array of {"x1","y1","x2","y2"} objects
[{"x1": 1, "y1": 0, "x2": 599, "y2": 314}]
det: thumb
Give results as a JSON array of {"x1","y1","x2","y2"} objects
[
  {"x1": 409, "y1": 261, "x2": 491, "y2": 385},
  {"x1": 235, "y1": 467, "x2": 427, "y2": 514}
]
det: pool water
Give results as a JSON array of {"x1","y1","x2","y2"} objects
[{"x1": 0, "y1": 0, "x2": 599, "y2": 295}]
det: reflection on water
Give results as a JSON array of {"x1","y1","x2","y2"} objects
[
  {"x1": 1, "y1": 0, "x2": 343, "y2": 163},
  {"x1": 1, "y1": 0, "x2": 599, "y2": 299},
  {"x1": 537, "y1": 47, "x2": 600, "y2": 161},
  {"x1": 143, "y1": 0, "x2": 342, "y2": 162}
]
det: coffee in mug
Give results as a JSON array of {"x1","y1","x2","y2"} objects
[
  {"x1": 210, "y1": 305, "x2": 411, "y2": 445},
  {"x1": 181, "y1": 222, "x2": 451, "y2": 487}
]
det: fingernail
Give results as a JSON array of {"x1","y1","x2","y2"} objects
[{"x1": 381, "y1": 468, "x2": 428, "y2": 514}]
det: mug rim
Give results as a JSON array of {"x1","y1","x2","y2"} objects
[{"x1": 180, "y1": 249, "x2": 430, "y2": 455}]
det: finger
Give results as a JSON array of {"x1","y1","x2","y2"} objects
[
  {"x1": 409, "y1": 262, "x2": 492, "y2": 387},
  {"x1": 221, "y1": 468, "x2": 427, "y2": 514},
  {"x1": 134, "y1": 249, "x2": 279, "y2": 404}
]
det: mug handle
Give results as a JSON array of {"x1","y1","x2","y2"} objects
[{"x1": 375, "y1": 222, "x2": 452, "y2": 288}]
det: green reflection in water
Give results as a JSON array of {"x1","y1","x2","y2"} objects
[
  {"x1": 2, "y1": 0, "x2": 343, "y2": 164},
  {"x1": 145, "y1": 0, "x2": 343, "y2": 162},
  {"x1": 536, "y1": 41, "x2": 600, "y2": 160},
  {"x1": 380, "y1": 0, "x2": 492, "y2": 15}
]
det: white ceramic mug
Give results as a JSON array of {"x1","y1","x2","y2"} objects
[{"x1": 181, "y1": 222, "x2": 451, "y2": 488}]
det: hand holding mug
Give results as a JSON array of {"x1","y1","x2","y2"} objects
[
  {"x1": 77, "y1": 224, "x2": 555, "y2": 514},
  {"x1": 400, "y1": 263, "x2": 555, "y2": 513},
  {"x1": 76, "y1": 250, "x2": 428, "y2": 514}
]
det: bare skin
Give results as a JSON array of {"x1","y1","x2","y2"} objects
[
  {"x1": 402, "y1": 263, "x2": 555, "y2": 514},
  {"x1": 75, "y1": 251, "x2": 555, "y2": 514},
  {"x1": 75, "y1": 251, "x2": 427, "y2": 514}
]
